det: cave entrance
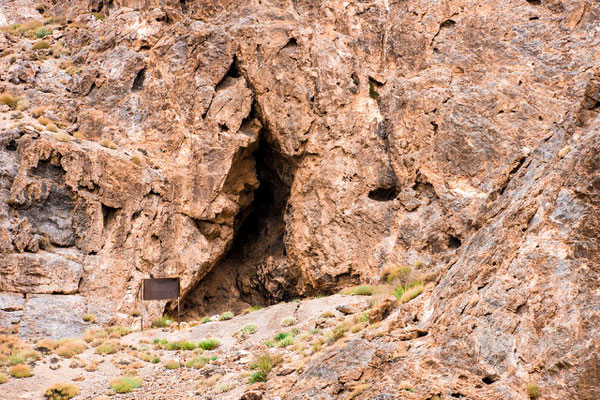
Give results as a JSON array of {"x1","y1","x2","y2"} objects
[{"x1": 180, "y1": 134, "x2": 298, "y2": 319}]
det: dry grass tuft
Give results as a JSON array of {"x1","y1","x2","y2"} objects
[
  {"x1": 9, "y1": 364, "x2": 32, "y2": 378},
  {"x1": 44, "y1": 382, "x2": 79, "y2": 399}
]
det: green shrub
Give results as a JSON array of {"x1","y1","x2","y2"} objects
[
  {"x1": 274, "y1": 332, "x2": 292, "y2": 342},
  {"x1": 44, "y1": 383, "x2": 79, "y2": 399},
  {"x1": 240, "y1": 324, "x2": 258, "y2": 335},
  {"x1": 527, "y1": 383, "x2": 541, "y2": 399},
  {"x1": 82, "y1": 314, "x2": 95, "y2": 322},
  {"x1": 0, "y1": 373, "x2": 6, "y2": 384},
  {"x1": 393, "y1": 282, "x2": 423, "y2": 303},
  {"x1": 198, "y1": 338, "x2": 220, "y2": 350},
  {"x1": 329, "y1": 323, "x2": 349, "y2": 343},
  {"x1": 32, "y1": 40, "x2": 50, "y2": 50},
  {"x1": 9, "y1": 364, "x2": 31, "y2": 378},
  {"x1": 248, "y1": 352, "x2": 281, "y2": 383},
  {"x1": 152, "y1": 316, "x2": 171, "y2": 328},
  {"x1": 166, "y1": 341, "x2": 196, "y2": 351},
  {"x1": 242, "y1": 306, "x2": 262, "y2": 314},
  {"x1": 201, "y1": 317, "x2": 211, "y2": 323},
  {"x1": 96, "y1": 340, "x2": 119, "y2": 355},
  {"x1": 281, "y1": 317, "x2": 296, "y2": 327},
  {"x1": 262, "y1": 340, "x2": 275, "y2": 348},
  {"x1": 92, "y1": 12, "x2": 105, "y2": 21},
  {"x1": 184, "y1": 355, "x2": 209, "y2": 369},
  {"x1": 109, "y1": 376, "x2": 142, "y2": 393},
  {"x1": 341, "y1": 285, "x2": 374, "y2": 296},
  {"x1": 35, "y1": 27, "x2": 50, "y2": 38},
  {"x1": 8, "y1": 354, "x2": 25, "y2": 365},
  {"x1": 151, "y1": 357, "x2": 160, "y2": 363},
  {"x1": 107, "y1": 326, "x2": 131, "y2": 337},
  {"x1": 278, "y1": 336, "x2": 294, "y2": 347},
  {"x1": 219, "y1": 311, "x2": 234, "y2": 321}
]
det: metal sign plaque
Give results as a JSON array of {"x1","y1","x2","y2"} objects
[{"x1": 142, "y1": 278, "x2": 180, "y2": 301}]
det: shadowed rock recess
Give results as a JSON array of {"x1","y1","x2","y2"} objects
[{"x1": 0, "y1": 0, "x2": 599, "y2": 398}]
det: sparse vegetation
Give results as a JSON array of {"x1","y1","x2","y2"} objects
[
  {"x1": 348, "y1": 384, "x2": 370, "y2": 399},
  {"x1": 8, "y1": 354, "x2": 25, "y2": 365},
  {"x1": 32, "y1": 40, "x2": 51, "y2": 50},
  {"x1": 109, "y1": 377, "x2": 142, "y2": 393},
  {"x1": 35, "y1": 338, "x2": 58, "y2": 352},
  {"x1": 130, "y1": 155, "x2": 141, "y2": 165},
  {"x1": 381, "y1": 265, "x2": 411, "y2": 284},
  {"x1": 164, "y1": 359, "x2": 180, "y2": 370},
  {"x1": 100, "y1": 139, "x2": 117, "y2": 149},
  {"x1": 527, "y1": 383, "x2": 541, "y2": 399},
  {"x1": 320, "y1": 311, "x2": 335, "y2": 318},
  {"x1": 16, "y1": 99, "x2": 29, "y2": 111},
  {"x1": 9, "y1": 364, "x2": 32, "y2": 378},
  {"x1": 46, "y1": 123, "x2": 59, "y2": 132},
  {"x1": 35, "y1": 27, "x2": 50, "y2": 38},
  {"x1": 0, "y1": 373, "x2": 6, "y2": 384},
  {"x1": 239, "y1": 324, "x2": 258, "y2": 335},
  {"x1": 198, "y1": 338, "x2": 220, "y2": 350},
  {"x1": 44, "y1": 383, "x2": 80, "y2": 399},
  {"x1": 152, "y1": 316, "x2": 171, "y2": 328},
  {"x1": 92, "y1": 12, "x2": 105, "y2": 21},
  {"x1": 328, "y1": 322, "x2": 349, "y2": 343},
  {"x1": 166, "y1": 340, "x2": 196, "y2": 351},
  {"x1": 106, "y1": 326, "x2": 132, "y2": 337},
  {"x1": 55, "y1": 340, "x2": 87, "y2": 358},
  {"x1": 219, "y1": 311, "x2": 234, "y2": 321},
  {"x1": 242, "y1": 306, "x2": 262, "y2": 314},
  {"x1": 281, "y1": 317, "x2": 297, "y2": 327},
  {"x1": 82, "y1": 314, "x2": 95, "y2": 322},
  {"x1": 341, "y1": 285, "x2": 374, "y2": 296},
  {"x1": 184, "y1": 355, "x2": 209, "y2": 369},
  {"x1": 248, "y1": 352, "x2": 282, "y2": 383},
  {"x1": 83, "y1": 328, "x2": 108, "y2": 343},
  {"x1": 0, "y1": 93, "x2": 17, "y2": 109},
  {"x1": 96, "y1": 340, "x2": 119, "y2": 355},
  {"x1": 393, "y1": 282, "x2": 424, "y2": 303},
  {"x1": 279, "y1": 335, "x2": 295, "y2": 347},
  {"x1": 215, "y1": 383, "x2": 235, "y2": 393}
]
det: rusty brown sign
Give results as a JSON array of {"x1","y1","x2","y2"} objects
[{"x1": 142, "y1": 278, "x2": 180, "y2": 301}]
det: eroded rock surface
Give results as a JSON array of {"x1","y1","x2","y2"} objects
[{"x1": 0, "y1": 0, "x2": 599, "y2": 398}]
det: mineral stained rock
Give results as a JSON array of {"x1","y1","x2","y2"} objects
[{"x1": 0, "y1": 0, "x2": 599, "y2": 398}]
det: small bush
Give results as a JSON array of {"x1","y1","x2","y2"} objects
[
  {"x1": 240, "y1": 324, "x2": 258, "y2": 335},
  {"x1": 215, "y1": 383, "x2": 234, "y2": 393},
  {"x1": 242, "y1": 306, "x2": 262, "y2": 314},
  {"x1": 35, "y1": 338, "x2": 58, "y2": 352},
  {"x1": 164, "y1": 359, "x2": 180, "y2": 370},
  {"x1": 106, "y1": 326, "x2": 131, "y2": 337},
  {"x1": 72, "y1": 131, "x2": 87, "y2": 140},
  {"x1": 348, "y1": 384, "x2": 370, "y2": 399},
  {"x1": 262, "y1": 340, "x2": 275, "y2": 348},
  {"x1": 184, "y1": 355, "x2": 209, "y2": 369},
  {"x1": 201, "y1": 317, "x2": 211, "y2": 324},
  {"x1": 319, "y1": 311, "x2": 334, "y2": 319},
  {"x1": 198, "y1": 338, "x2": 220, "y2": 350},
  {"x1": 38, "y1": 116, "x2": 51, "y2": 126},
  {"x1": 152, "y1": 316, "x2": 171, "y2": 328},
  {"x1": 32, "y1": 40, "x2": 50, "y2": 50},
  {"x1": 31, "y1": 106, "x2": 45, "y2": 118},
  {"x1": 92, "y1": 12, "x2": 105, "y2": 21},
  {"x1": 329, "y1": 323, "x2": 349, "y2": 343},
  {"x1": 0, "y1": 93, "x2": 17, "y2": 109},
  {"x1": 44, "y1": 383, "x2": 79, "y2": 399},
  {"x1": 341, "y1": 285, "x2": 374, "y2": 296},
  {"x1": 46, "y1": 123, "x2": 59, "y2": 132},
  {"x1": 0, "y1": 373, "x2": 6, "y2": 383},
  {"x1": 381, "y1": 265, "x2": 411, "y2": 284},
  {"x1": 100, "y1": 139, "x2": 117, "y2": 149},
  {"x1": 151, "y1": 357, "x2": 160, "y2": 363},
  {"x1": 248, "y1": 370, "x2": 267, "y2": 384},
  {"x1": 9, "y1": 364, "x2": 31, "y2": 378},
  {"x1": 16, "y1": 99, "x2": 29, "y2": 111},
  {"x1": 82, "y1": 314, "x2": 95, "y2": 322},
  {"x1": 96, "y1": 340, "x2": 119, "y2": 355},
  {"x1": 55, "y1": 340, "x2": 86, "y2": 358},
  {"x1": 394, "y1": 282, "x2": 424, "y2": 303},
  {"x1": 278, "y1": 336, "x2": 294, "y2": 347},
  {"x1": 527, "y1": 383, "x2": 541, "y2": 399},
  {"x1": 274, "y1": 332, "x2": 292, "y2": 342},
  {"x1": 130, "y1": 155, "x2": 141, "y2": 165},
  {"x1": 83, "y1": 328, "x2": 107, "y2": 343},
  {"x1": 281, "y1": 317, "x2": 296, "y2": 327},
  {"x1": 109, "y1": 377, "x2": 133, "y2": 393},
  {"x1": 35, "y1": 27, "x2": 50, "y2": 38},
  {"x1": 167, "y1": 341, "x2": 196, "y2": 351},
  {"x1": 8, "y1": 354, "x2": 25, "y2": 365},
  {"x1": 219, "y1": 311, "x2": 234, "y2": 321},
  {"x1": 248, "y1": 352, "x2": 282, "y2": 383}
]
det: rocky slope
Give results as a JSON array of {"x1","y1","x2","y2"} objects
[{"x1": 0, "y1": 0, "x2": 599, "y2": 399}]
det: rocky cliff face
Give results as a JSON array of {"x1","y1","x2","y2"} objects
[{"x1": 0, "y1": 0, "x2": 598, "y2": 398}]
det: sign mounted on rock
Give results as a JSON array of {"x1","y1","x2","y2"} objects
[{"x1": 140, "y1": 277, "x2": 181, "y2": 331}]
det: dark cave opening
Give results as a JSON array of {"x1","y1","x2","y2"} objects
[{"x1": 180, "y1": 132, "x2": 298, "y2": 319}]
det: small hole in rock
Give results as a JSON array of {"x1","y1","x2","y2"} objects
[
  {"x1": 448, "y1": 235, "x2": 462, "y2": 249},
  {"x1": 441, "y1": 19, "x2": 456, "y2": 28},
  {"x1": 526, "y1": 0, "x2": 541, "y2": 4},
  {"x1": 482, "y1": 375, "x2": 498, "y2": 385},
  {"x1": 368, "y1": 187, "x2": 398, "y2": 201},
  {"x1": 6, "y1": 140, "x2": 17, "y2": 151}
]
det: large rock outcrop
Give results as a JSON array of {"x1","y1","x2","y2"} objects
[{"x1": 0, "y1": 0, "x2": 598, "y2": 398}]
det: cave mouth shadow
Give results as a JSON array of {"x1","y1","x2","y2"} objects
[{"x1": 179, "y1": 135, "x2": 299, "y2": 319}]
